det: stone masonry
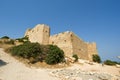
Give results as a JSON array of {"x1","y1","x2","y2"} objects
[
  {"x1": 24, "y1": 24, "x2": 50, "y2": 45},
  {"x1": 25, "y1": 24, "x2": 98, "y2": 61}
]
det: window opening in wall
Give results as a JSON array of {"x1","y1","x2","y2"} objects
[
  {"x1": 71, "y1": 39, "x2": 73, "y2": 42},
  {"x1": 52, "y1": 41, "x2": 54, "y2": 44},
  {"x1": 37, "y1": 28, "x2": 39, "y2": 31},
  {"x1": 64, "y1": 40, "x2": 66, "y2": 42},
  {"x1": 79, "y1": 49, "x2": 81, "y2": 51}
]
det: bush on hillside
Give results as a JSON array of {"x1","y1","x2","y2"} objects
[
  {"x1": 92, "y1": 54, "x2": 101, "y2": 63},
  {"x1": 45, "y1": 45, "x2": 64, "y2": 65},
  {"x1": 10, "y1": 42, "x2": 65, "y2": 64},
  {"x1": 72, "y1": 54, "x2": 78, "y2": 62},
  {"x1": 10, "y1": 42, "x2": 42, "y2": 63},
  {"x1": 104, "y1": 60, "x2": 120, "y2": 66},
  {"x1": 1, "y1": 36, "x2": 10, "y2": 39}
]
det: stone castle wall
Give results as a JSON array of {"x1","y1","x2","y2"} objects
[
  {"x1": 49, "y1": 31, "x2": 98, "y2": 61},
  {"x1": 71, "y1": 33, "x2": 89, "y2": 60},
  {"x1": 25, "y1": 24, "x2": 98, "y2": 61},
  {"x1": 87, "y1": 42, "x2": 98, "y2": 60},
  {"x1": 25, "y1": 24, "x2": 50, "y2": 45},
  {"x1": 49, "y1": 31, "x2": 73, "y2": 57}
]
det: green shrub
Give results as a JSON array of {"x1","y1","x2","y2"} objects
[
  {"x1": 1, "y1": 36, "x2": 9, "y2": 39},
  {"x1": 10, "y1": 42, "x2": 42, "y2": 62},
  {"x1": 45, "y1": 45, "x2": 64, "y2": 65},
  {"x1": 104, "y1": 60, "x2": 120, "y2": 66},
  {"x1": 10, "y1": 42, "x2": 65, "y2": 64},
  {"x1": 72, "y1": 54, "x2": 78, "y2": 62},
  {"x1": 92, "y1": 54, "x2": 101, "y2": 63}
]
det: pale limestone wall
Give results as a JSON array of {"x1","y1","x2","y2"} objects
[
  {"x1": 49, "y1": 31, "x2": 98, "y2": 60},
  {"x1": 87, "y1": 42, "x2": 98, "y2": 61},
  {"x1": 49, "y1": 31, "x2": 73, "y2": 57},
  {"x1": 42, "y1": 25, "x2": 50, "y2": 45},
  {"x1": 24, "y1": 24, "x2": 50, "y2": 45},
  {"x1": 71, "y1": 33, "x2": 98, "y2": 61},
  {"x1": 24, "y1": 24, "x2": 98, "y2": 61},
  {"x1": 71, "y1": 33, "x2": 89, "y2": 60}
]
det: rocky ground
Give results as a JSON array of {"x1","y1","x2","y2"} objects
[
  {"x1": 0, "y1": 48, "x2": 120, "y2": 80},
  {"x1": 49, "y1": 67, "x2": 120, "y2": 80}
]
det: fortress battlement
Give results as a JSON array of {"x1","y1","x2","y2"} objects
[{"x1": 25, "y1": 24, "x2": 98, "y2": 61}]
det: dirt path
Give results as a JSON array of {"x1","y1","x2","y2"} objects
[{"x1": 0, "y1": 48, "x2": 59, "y2": 80}]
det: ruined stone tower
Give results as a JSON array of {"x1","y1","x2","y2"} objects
[
  {"x1": 25, "y1": 24, "x2": 98, "y2": 61},
  {"x1": 24, "y1": 24, "x2": 50, "y2": 45}
]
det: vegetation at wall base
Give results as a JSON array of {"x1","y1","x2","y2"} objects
[
  {"x1": 72, "y1": 54, "x2": 78, "y2": 62},
  {"x1": 92, "y1": 54, "x2": 101, "y2": 63},
  {"x1": 104, "y1": 60, "x2": 120, "y2": 66},
  {"x1": 9, "y1": 42, "x2": 65, "y2": 65},
  {"x1": 45, "y1": 45, "x2": 64, "y2": 65}
]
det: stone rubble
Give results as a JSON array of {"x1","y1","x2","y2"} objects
[{"x1": 49, "y1": 69, "x2": 120, "y2": 80}]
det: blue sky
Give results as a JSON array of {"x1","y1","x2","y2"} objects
[{"x1": 0, "y1": 0, "x2": 120, "y2": 61}]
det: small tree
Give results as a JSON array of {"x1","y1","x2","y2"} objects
[
  {"x1": 72, "y1": 54, "x2": 78, "y2": 62},
  {"x1": 1, "y1": 36, "x2": 10, "y2": 39},
  {"x1": 10, "y1": 42, "x2": 42, "y2": 63},
  {"x1": 92, "y1": 54, "x2": 101, "y2": 63},
  {"x1": 104, "y1": 60, "x2": 120, "y2": 66},
  {"x1": 45, "y1": 45, "x2": 64, "y2": 65}
]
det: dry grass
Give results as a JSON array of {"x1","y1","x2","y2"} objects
[
  {"x1": 0, "y1": 44, "x2": 14, "y2": 49},
  {"x1": 29, "y1": 62, "x2": 70, "y2": 69},
  {"x1": 8, "y1": 56, "x2": 70, "y2": 69},
  {"x1": 0, "y1": 43, "x2": 70, "y2": 69},
  {"x1": 14, "y1": 56, "x2": 70, "y2": 69}
]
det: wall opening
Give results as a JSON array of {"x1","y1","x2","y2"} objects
[
  {"x1": 32, "y1": 30, "x2": 34, "y2": 32},
  {"x1": 79, "y1": 49, "x2": 81, "y2": 51},
  {"x1": 64, "y1": 40, "x2": 66, "y2": 42},
  {"x1": 52, "y1": 41, "x2": 54, "y2": 44}
]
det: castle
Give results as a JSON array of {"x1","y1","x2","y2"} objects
[{"x1": 25, "y1": 24, "x2": 98, "y2": 61}]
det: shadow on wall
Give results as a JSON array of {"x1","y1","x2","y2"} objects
[{"x1": 0, "y1": 59, "x2": 7, "y2": 67}]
